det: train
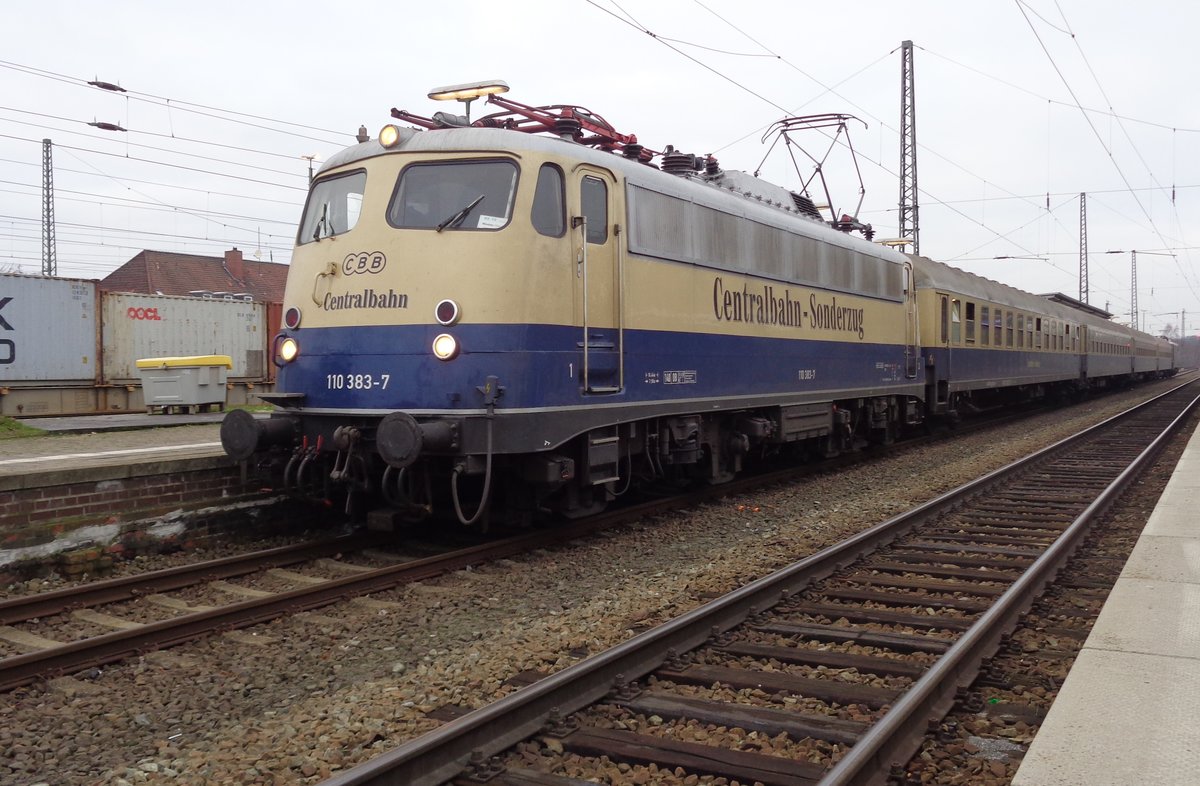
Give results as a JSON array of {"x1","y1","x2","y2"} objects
[{"x1": 219, "y1": 87, "x2": 1176, "y2": 525}]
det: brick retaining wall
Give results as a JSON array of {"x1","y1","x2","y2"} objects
[{"x1": 0, "y1": 457, "x2": 289, "y2": 581}]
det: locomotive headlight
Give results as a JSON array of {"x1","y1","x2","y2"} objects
[
  {"x1": 278, "y1": 337, "x2": 300, "y2": 363},
  {"x1": 379, "y1": 124, "x2": 401, "y2": 148},
  {"x1": 435, "y1": 299, "x2": 461, "y2": 326},
  {"x1": 432, "y1": 333, "x2": 459, "y2": 361}
]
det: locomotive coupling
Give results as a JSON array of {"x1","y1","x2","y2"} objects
[{"x1": 220, "y1": 409, "x2": 298, "y2": 461}]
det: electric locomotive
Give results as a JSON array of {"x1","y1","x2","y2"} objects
[{"x1": 221, "y1": 87, "x2": 928, "y2": 523}]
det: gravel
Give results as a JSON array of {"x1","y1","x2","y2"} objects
[{"x1": 0, "y1": 379, "x2": 1190, "y2": 785}]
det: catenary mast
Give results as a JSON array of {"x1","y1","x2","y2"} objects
[
  {"x1": 41, "y1": 138, "x2": 57, "y2": 276},
  {"x1": 898, "y1": 40, "x2": 919, "y2": 254}
]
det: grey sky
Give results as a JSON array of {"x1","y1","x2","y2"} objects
[{"x1": 3, "y1": 0, "x2": 1196, "y2": 334}]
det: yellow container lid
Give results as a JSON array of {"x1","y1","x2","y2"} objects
[{"x1": 135, "y1": 355, "x2": 233, "y2": 369}]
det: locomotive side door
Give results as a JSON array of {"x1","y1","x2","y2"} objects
[
  {"x1": 903, "y1": 261, "x2": 919, "y2": 378},
  {"x1": 571, "y1": 167, "x2": 623, "y2": 394}
]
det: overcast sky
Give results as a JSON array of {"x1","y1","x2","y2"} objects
[{"x1": 2, "y1": 0, "x2": 1197, "y2": 335}]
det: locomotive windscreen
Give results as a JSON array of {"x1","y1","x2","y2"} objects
[
  {"x1": 388, "y1": 160, "x2": 518, "y2": 231},
  {"x1": 298, "y1": 171, "x2": 365, "y2": 244}
]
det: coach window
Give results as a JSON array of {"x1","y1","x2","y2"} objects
[
  {"x1": 1017, "y1": 314, "x2": 1024, "y2": 347},
  {"x1": 531, "y1": 164, "x2": 565, "y2": 237},
  {"x1": 1034, "y1": 318, "x2": 1043, "y2": 349},
  {"x1": 951, "y1": 299, "x2": 962, "y2": 344},
  {"x1": 980, "y1": 306, "x2": 990, "y2": 345},
  {"x1": 994, "y1": 309, "x2": 1003, "y2": 345},
  {"x1": 1006, "y1": 312, "x2": 1014, "y2": 346},
  {"x1": 1027, "y1": 319, "x2": 1034, "y2": 349},
  {"x1": 581, "y1": 176, "x2": 608, "y2": 244},
  {"x1": 965, "y1": 302, "x2": 976, "y2": 343}
]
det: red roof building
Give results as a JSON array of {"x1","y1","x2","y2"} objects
[{"x1": 100, "y1": 248, "x2": 287, "y2": 303}]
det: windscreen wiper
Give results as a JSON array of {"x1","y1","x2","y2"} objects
[
  {"x1": 436, "y1": 194, "x2": 485, "y2": 232},
  {"x1": 311, "y1": 203, "x2": 329, "y2": 241}
]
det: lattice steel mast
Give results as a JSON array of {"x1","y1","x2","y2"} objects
[
  {"x1": 1078, "y1": 193, "x2": 1088, "y2": 303},
  {"x1": 41, "y1": 138, "x2": 57, "y2": 276},
  {"x1": 1130, "y1": 250, "x2": 1138, "y2": 330},
  {"x1": 898, "y1": 40, "x2": 919, "y2": 254}
]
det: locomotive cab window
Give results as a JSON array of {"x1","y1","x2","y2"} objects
[
  {"x1": 580, "y1": 176, "x2": 608, "y2": 244},
  {"x1": 298, "y1": 170, "x2": 366, "y2": 245},
  {"x1": 388, "y1": 160, "x2": 517, "y2": 231},
  {"x1": 531, "y1": 164, "x2": 565, "y2": 237}
]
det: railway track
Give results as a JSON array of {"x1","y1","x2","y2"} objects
[
  {"x1": 0, "y1": 385, "x2": 1066, "y2": 693},
  {"x1": 313, "y1": 380, "x2": 1199, "y2": 786}
]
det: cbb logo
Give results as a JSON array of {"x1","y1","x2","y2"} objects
[{"x1": 342, "y1": 251, "x2": 387, "y2": 276}]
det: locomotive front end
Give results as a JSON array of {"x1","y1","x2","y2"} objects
[{"x1": 221, "y1": 121, "x2": 582, "y2": 523}]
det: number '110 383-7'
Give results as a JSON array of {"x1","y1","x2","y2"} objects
[{"x1": 326, "y1": 374, "x2": 389, "y2": 390}]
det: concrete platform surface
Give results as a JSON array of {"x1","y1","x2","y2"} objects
[
  {"x1": 1013, "y1": 420, "x2": 1200, "y2": 786},
  {"x1": 17, "y1": 411, "x2": 235, "y2": 433},
  {"x1": 0, "y1": 412, "x2": 266, "y2": 478}
]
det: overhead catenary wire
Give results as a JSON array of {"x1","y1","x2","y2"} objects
[
  {"x1": 0, "y1": 132, "x2": 307, "y2": 191},
  {"x1": 608, "y1": 1, "x2": 1197, "y2": 314},
  {"x1": 0, "y1": 59, "x2": 352, "y2": 145},
  {"x1": 1014, "y1": 0, "x2": 1200, "y2": 303},
  {"x1": 596, "y1": 1, "x2": 1048, "y2": 259},
  {"x1": 0, "y1": 155, "x2": 302, "y2": 205}
]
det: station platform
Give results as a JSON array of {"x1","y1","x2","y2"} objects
[
  {"x1": 1012, "y1": 419, "x2": 1200, "y2": 785},
  {"x1": 0, "y1": 412, "x2": 248, "y2": 483},
  {"x1": 16, "y1": 410, "x2": 232, "y2": 434}
]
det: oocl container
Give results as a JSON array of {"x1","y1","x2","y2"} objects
[{"x1": 101, "y1": 292, "x2": 266, "y2": 382}]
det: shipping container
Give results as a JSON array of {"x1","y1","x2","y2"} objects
[
  {"x1": 0, "y1": 272, "x2": 100, "y2": 385},
  {"x1": 101, "y1": 292, "x2": 267, "y2": 382},
  {"x1": 265, "y1": 301, "x2": 283, "y2": 382}
]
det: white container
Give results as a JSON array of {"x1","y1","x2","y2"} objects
[
  {"x1": 135, "y1": 354, "x2": 232, "y2": 412},
  {"x1": 0, "y1": 273, "x2": 99, "y2": 385},
  {"x1": 101, "y1": 293, "x2": 266, "y2": 382}
]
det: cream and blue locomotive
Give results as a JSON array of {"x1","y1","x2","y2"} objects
[{"x1": 220, "y1": 89, "x2": 1174, "y2": 523}]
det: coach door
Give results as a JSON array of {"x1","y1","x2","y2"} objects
[
  {"x1": 572, "y1": 167, "x2": 623, "y2": 394},
  {"x1": 1078, "y1": 325, "x2": 1088, "y2": 381}
]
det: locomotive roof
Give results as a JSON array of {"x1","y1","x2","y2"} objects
[{"x1": 319, "y1": 125, "x2": 910, "y2": 267}]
